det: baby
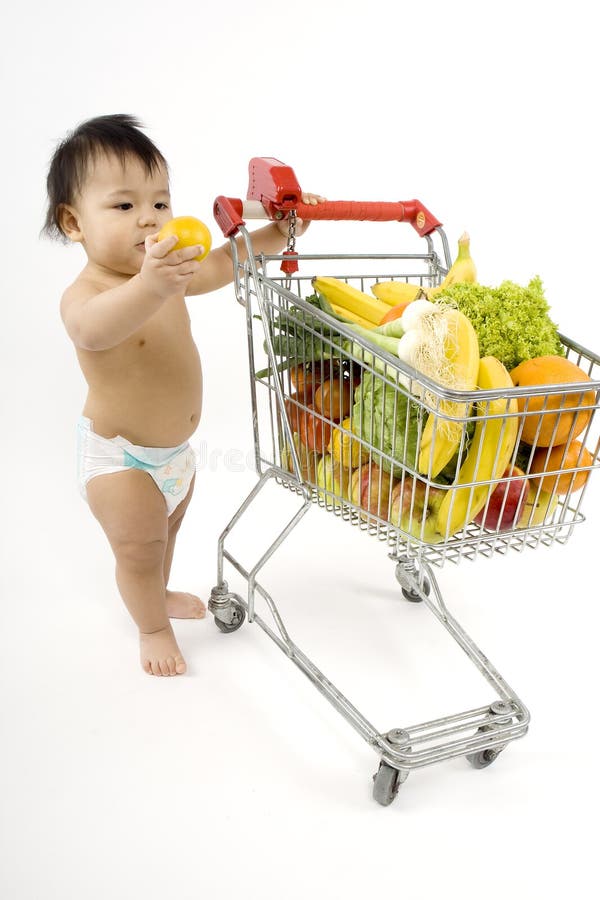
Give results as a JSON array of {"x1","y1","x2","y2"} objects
[{"x1": 44, "y1": 114, "x2": 321, "y2": 676}]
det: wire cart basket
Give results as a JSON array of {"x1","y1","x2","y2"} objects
[{"x1": 209, "y1": 158, "x2": 600, "y2": 805}]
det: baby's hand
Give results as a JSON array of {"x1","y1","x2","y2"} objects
[
  {"x1": 139, "y1": 233, "x2": 205, "y2": 299},
  {"x1": 275, "y1": 193, "x2": 327, "y2": 237}
]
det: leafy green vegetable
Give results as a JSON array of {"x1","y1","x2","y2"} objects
[
  {"x1": 352, "y1": 372, "x2": 476, "y2": 483},
  {"x1": 352, "y1": 372, "x2": 422, "y2": 474},
  {"x1": 255, "y1": 294, "x2": 345, "y2": 379},
  {"x1": 436, "y1": 277, "x2": 564, "y2": 371}
]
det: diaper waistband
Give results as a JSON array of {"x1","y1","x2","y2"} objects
[{"x1": 78, "y1": 416, "x2": 190, "y2": 467}]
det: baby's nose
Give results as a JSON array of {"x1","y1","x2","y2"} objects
[{"x1": 138, "y1": 208, "x2": 158, "y2": 227}]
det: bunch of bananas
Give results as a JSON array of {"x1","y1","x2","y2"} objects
[
  {"x1": 435, "y1": 356, "x2": 519, "y2": 537},
  {"x1": 311, "y1": 276, "x2": 389, "y2": 327}
]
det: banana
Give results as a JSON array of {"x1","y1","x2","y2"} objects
[
  {"x1": 417, "y1": 308, "x2": 480, "y2": 477},
  {"x1": 312, "y1": 276, "x2": 389, "y2": 326},
  {"x1": 435, "y1": 356, "x2": 519, "y2": 537},
  {"x1": 371, "y1": 281, "x2": 424, "y2": 306},
  {"x1": 426, "y1": 232, "x2": 477, "y2": 299},
  {"x1": 329, "y1": 302, "x2": 375, "y2": 329}
]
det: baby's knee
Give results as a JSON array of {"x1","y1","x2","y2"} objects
[{"x1": 114, "y1": 538, "x2": 167, "y2": 572}]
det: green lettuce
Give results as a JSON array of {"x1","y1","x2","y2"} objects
[
  {"x1": 352, "y1": 372, "x2": 421, "y2": 474},
  {"x1": 436, "y1": 277, "x2": 564, "y2": 372}
]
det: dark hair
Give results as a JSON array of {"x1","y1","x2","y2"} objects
[{"x1": 42, "y1": 114, "x2": 169, "y2": 242}]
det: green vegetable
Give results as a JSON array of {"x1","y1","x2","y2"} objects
[
  {"x1": 371, "y1": 318, "x2": 405, "y2": 338},
  {"x1": 255, "y1": 294, "x2": 345, "y2": 379},
  {"x1": 352, "y1": 371, "x2": 422, "y2": 474},
  {"x1": 255, "y1": 292, "x2": 404, "y2": 381},
  {"x1": 435, "y1": 277, "x2": 563, "y2": 371}
]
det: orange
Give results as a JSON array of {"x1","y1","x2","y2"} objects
[
  {"x1": 510, "y1": 355, "x2": 595, "y2": 447},
  {"x1": 157, "y1": 216, "x2": 212, "y2": 261},
  {"x1": 379, "y1": 301, "x2": 412, "y2": 326},
  {"x1": 530, "y1": 439, "x2": 594, "y2": 495}
]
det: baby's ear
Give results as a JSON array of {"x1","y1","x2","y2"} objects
[{"x1": 57, "y1": 204, "x2": 83, "y2": 242}]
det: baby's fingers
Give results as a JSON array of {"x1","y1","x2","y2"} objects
[
  {"x1": 146, "y1": 233, "x2": 178, "y2": 258},
  {"x1": 163, "y1": 244, "x2": 204, "y2": 266}
]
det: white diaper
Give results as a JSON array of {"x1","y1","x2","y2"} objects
[{"x1": 77, "y1": 416, "x2": 196, "y2": 516}]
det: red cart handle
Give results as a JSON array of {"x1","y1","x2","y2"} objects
[{"x1": 213, "y1": 157, "x2": 443, "y2": 238}]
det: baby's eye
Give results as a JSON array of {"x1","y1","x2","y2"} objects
[
  {"x1": 155, "y1": 202, "x2": 169, "y2": 210},
  {"x1": 116, "y1": 203, "x2": 133, "y2": 211}
]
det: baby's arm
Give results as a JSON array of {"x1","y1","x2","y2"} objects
[
  {"x1": 184, "y1": 222, "x2": 287, "y2": 296},
  {"x1": 185, "y1": 194, "x2": 326, "y2": 297},
  {"x1": 61, "y1": 235, "x2": 202, "y2": 350}
]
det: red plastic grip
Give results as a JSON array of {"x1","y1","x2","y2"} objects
[
  {"x1": 213, "y1": 157, "x2": 443, "y2": 237},
  {"x1": 213, "y1": 196, "x2": 245, "y2": 237},
  {"x1": 285, "y1": 199, "x2": 442, "y2": 236}
]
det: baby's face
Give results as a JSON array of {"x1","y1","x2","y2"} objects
[{"x1": 69, "y1": 152, "x2": 172, "y2": 276}]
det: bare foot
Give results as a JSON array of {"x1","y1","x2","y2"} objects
[
  {"x1": 166, "y1": 589, "x2": 206, "y2": 620},
  {"x1": 140, "y1": 624, "x2": 187, "y2": 676}
]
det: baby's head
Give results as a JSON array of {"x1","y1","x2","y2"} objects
[
  {"x1": 43, "y1": 114, "x2": 169, "y2": 242},
  {"x1": 43, "y1": 114, "x2": 172, "y2": 274}
]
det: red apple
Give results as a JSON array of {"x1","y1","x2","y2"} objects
[
  {"x1": 389, "y1": 478, "x2": 445, "y2": 544},
  {"x1": 351, "y1": 462, "x2": 394, "y2": 519},
  {"x1": 474, "y1": 465, "x2": 528, "y2": 531}
]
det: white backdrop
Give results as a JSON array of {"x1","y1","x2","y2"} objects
[{"x1": 1, "y1": 1, "x2": 599, "y2": 898}]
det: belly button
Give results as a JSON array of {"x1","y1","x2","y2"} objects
[
  {"x1": 190, "y1": 414, "x2": 196, "y2": 423},
  {"x1": 139, "y1": 339, "x2": 146, "y2": 347}
]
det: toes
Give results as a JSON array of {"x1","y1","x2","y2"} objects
[
  {"x1": 175, "y1": 656, "x2": 187, "y2": 675},
  {"x1": 143, "y1": 658, "x2": 152, "y2": 674},
  {"x1": 150, "y1": 659, "x2": 163, "y2": 676},
  {"x1": 166, "y1": 656, "x2": 177, "y2": 676},
  {"x1": 159, "y1": 658, "x2": 171, "y2": 676}
]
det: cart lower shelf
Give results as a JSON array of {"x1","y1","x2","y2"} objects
[{"x1": 208, "y1": 467, "x2": 530, "y2": 807}]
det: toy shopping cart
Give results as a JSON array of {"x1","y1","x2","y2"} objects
[{"x1": 209, "y1": 158, "x2": 600, "y2": 805}]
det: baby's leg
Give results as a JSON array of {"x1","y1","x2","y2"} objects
[
  {"x1": 162, "y1": 474, "x2": 206, "y2": 620},
  {"x1": 85, "y1": 469, "x2": 186, "y2": 675}
]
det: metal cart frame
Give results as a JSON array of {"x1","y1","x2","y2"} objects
[{"x1": 208, "y1": 159, "x2": 600, "y2": 805}]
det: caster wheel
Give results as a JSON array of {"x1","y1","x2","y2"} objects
[
  {"x1": 467, "y1": 747, "x2": 501, "y2": 769},
  {"x1": 372, "y1": 761, "x2": 403, "y2": 806},
  {"x1": 395, "y1": 566, "x2": 431, "y2": 603},
  {"x1": 214, "y1": 601, "x2": 245, "y2": 633}
]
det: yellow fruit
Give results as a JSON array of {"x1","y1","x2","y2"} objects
[
  {"x1": 316, "y1": 454, "x2": 352, "y2": 507},
  {"x1": 510, "y1": 355, "x2": 595, "y2": 447},
  {"x1": 312, "y1": 276, "x2": 389, "y2": 325},
  {"x1": 157, "y1": 216, "x2": 212, "y2": 262},
  {"x1": 329, "y1": 417, "x2": 367, "y2": 469},
  {"x1": 517, "y1": 486, "x2": 558, "y2": 528},
  {"x1": 427, "y1": 232, "x2": 477, "y2": 299},
  {"x1": 417, "y1": 308, "x2": 480, "y2": 478},
  {"x1": 371, "y1": 281, "x2": 423, "y2": 306},
  {"x1": 530, "y1": 439, "x2": 593, "y2": 495},
  {"x1": 436, "y1": 357, "x2": 519, "y2": 537},
  {"x1": 280, "y1": 434, "x2": 320, "y2": 484},
  {"x1": 329, "y1": 303, "x2": 374, "y2": 329}
]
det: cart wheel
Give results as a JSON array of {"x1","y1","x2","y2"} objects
[
  {"x1": 214, "y1": 601, "x2": 246, "y2": 634},
  {"x1": 395, "y1": 566, "x2": 431, "y2": 603},
  {"x1": 466, "y1": 747, "x2": 502, "y2": 769},
  {"x1": 372, "y1": 761, "x2": 403, "y2": 806}
]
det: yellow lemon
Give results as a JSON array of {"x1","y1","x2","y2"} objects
[{"x1": 157, "y1": 216, "x2": 212, "y2": 262}]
